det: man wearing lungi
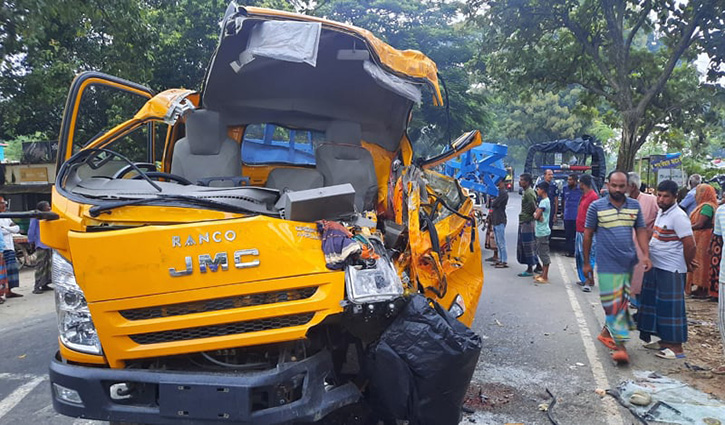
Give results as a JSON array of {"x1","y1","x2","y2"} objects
[
  {"x1": 517, "y1": 173, "x2": 538, "y2": 277},
  {"x1": 627, "y1": 172, "x2": 658, "y2": 306},
  {"x1": 29, "y1": 201, "x2": 53, "y2": 294},
  {"x1": 583, "y1": 171, "x2": 652, "y2": 364},
  {"x1": 638, "y1": 180, "x2": 695, "y2": 360}
]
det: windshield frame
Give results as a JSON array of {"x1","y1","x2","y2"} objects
[{"x1": 55, "y1": 147, "x2": 281, "y2": 218}]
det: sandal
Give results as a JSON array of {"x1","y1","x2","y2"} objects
[
  {"x1": 494, "y1": 262, "x2": 509, "y2": 268},
  {"x1": 517, "y1": 271, "x2": 533, "y2": 277},
  {"x1": 655, "y1": 348, "x2": 686, "y2": 360},
  {"x1": 612, "y1": 349, "x2": 630, "y2": 364},
  {"x1": 582, "y1": 285, "x2": 592, "y2": 293},
  {"x1": 643, "y1": 341, "x2": 661, "y2": 350},
  {"x1": 534, "y1": 276, "x2": 549, "y2": 284},
  {"x1": 597, "y1": 334, "x2": 618, "y2": 350}
]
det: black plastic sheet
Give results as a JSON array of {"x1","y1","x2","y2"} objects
[{"x1": 366, "y1": 295, "x2": 482, "y2": 425}]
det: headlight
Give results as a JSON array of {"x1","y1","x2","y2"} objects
[
  {"x1": 448, "y1": 294, "x2": 466, "y2": 318},
  {"x1": 345, "y1": 256, "x2": 403, "y2": 304},
  {"x1": 52, "y1": 251, "x2": 103, "y2": 355}
]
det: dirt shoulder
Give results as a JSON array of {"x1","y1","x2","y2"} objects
[{"x1": 665, "y1": 298, "x2": 725, "y2": 401}]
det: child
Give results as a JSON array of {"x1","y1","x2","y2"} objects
[{"x1": 534, "y1": 181, "x2": 552, "y2": 283}]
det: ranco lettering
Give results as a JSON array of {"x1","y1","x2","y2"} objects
[
  {"x1": 169, "y1": 249, "x2": 260, "y2": 277},
  {"x1": 171, "y1": 230, "x2": 237, "y2": 248}
]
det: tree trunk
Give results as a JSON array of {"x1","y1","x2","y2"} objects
[{"x1": 615, "y1": 111, "x2": 641, "y2": 172}]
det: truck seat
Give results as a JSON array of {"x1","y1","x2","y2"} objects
[
  {"x1": 265, "y1": 168, "x2": 324, "y2": 192},
  {"x1": 315, "y1": 121, "x2": 377, "y2": 212},
  {"x1": 171, "y1": 110, "x2": 241, "y2": 186}
]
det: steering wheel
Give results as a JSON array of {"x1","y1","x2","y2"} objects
[
  {"x1": 112, "y1": 163, "x2": 158, "y2": 179},
  {"x1": 132, "y1": 172, "x2": 192, "y2": 186}
]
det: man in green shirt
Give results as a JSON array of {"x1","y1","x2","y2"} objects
[{"x1": 517, "y1": 173, "x2": 538, "y2": 276}]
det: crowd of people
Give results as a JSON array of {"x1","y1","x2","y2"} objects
[{"x1": 487, "y1": 170, "x2": 725, "y2": 368}]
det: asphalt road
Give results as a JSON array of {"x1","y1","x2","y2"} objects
[{"x1": 0, "y1": 193, "x2": 682, "y2": 424}]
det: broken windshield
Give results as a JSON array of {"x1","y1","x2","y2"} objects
[{"x1": 57, "y1": 148, "x2": 281, "y2": 217}]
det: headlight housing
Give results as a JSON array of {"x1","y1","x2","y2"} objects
[
  {"x1": 53, "y1": 251, "x2": 103, "y2": 355},
  {"x1": 345, "y1": 256, "x2": 403, "y2": 304}
]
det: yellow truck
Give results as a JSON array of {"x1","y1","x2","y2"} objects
[{"x1": 34, "y1": 5, "x2": 484, "y2": 424}]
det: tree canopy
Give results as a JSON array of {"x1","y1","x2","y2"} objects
[
  {"x1": 1, "y1": 0, "x2": 723, "y2": 172},
  {"x1": 472, "y1": 0, "x2": 725, "y2": 171}
]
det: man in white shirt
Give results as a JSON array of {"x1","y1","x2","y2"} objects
[
  {"x1": 0, "y1": 197, "x2": 22, "y2": 298},
  {"x1": 637, "y1": 180, "x2": 696, "y2": 360}
]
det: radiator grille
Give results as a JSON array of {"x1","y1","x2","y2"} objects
[
  {"x1": 119, "y1": 287, "x2": 318, "y2": 321},
  {"x1": 129, "y1": 313, "x2": 315, "y2": 345}
]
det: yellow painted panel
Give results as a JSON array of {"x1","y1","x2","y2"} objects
[
  {"x1": 67, "y1": 215, "x2": 328, "y2": 301},
  {"x1": 59, "y1": 340, "x2": 107, "y2": 365},
  {"x1": 89, "y1": 273, "x2": 343, "y2": 367},
  {"x1": 362, "y1": 141, "x2": 396, "y2": 213}
]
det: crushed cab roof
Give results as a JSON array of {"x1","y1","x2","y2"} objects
[{"x1": 201, "y1": 3, "x2": 444, "y2": 152}]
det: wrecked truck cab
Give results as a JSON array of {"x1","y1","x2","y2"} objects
[{"x1": 45, "y1": 4, "x2": 484, "y2": 425}]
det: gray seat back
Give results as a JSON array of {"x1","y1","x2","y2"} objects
[
  {"x1": 315, "y1": 121, "x2": 377, "y2": 211},
  {"x1": 266, "y1": 168, "x2": 324, "y2": 192},
  {"x1": 171, "y1": 110, "x2": 241, "y2": 185}
]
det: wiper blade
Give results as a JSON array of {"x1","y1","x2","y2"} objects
[{"x1": 88, "y1": 194, "x2": 273, "y2": 218}]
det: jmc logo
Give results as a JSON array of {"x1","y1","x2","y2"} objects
[{"x1": 169, "y1": 249, "x2": 260, "y2": 277}]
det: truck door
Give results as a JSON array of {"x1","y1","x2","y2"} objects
[{"x1": 56, "y1": 71, "x2": 154, "y2": 171}]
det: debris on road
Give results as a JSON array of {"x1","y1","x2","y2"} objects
[
  {"x1": 629, "y1": 390, "x2": 651, "y2": 406},
  {"x1": 543, "y1": 388, "x2": 560, "y2": 425},
  {"x1": 463, "y1": 382, "x2": 517, "y2": 410},
  {"x1": 614, "y1": 370, "x2": 725, "y2": 424}
]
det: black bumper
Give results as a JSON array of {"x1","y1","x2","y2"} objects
[{"x1": 50, "y1": 350, "x2": 361, "y2": 425}]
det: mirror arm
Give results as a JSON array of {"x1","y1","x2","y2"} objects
[{"x1": 0, "y1": 210, "x2": 60, "y2": 221}]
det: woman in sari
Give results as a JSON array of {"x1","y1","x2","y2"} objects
[{"x1": 688, "y1": 184, "x2": 718, "y2": 298}]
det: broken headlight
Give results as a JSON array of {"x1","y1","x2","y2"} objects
[
  {"x1": 344, "y1": 256, "x2": 403, "y2": 304},
  {"x1": 53, "y1": 251, "x2": 103, "y2": 355}
]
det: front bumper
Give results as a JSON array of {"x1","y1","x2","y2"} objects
[{"x1": 50, "y1": 350, "x2": 361, "y2": 425}]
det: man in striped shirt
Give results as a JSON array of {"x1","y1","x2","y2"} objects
[
  {"x1": 583, "y1": 171, "x2": 652, "y2": 364},
  {"x1": 638, "y1": 180, "x2": 695, "y2": 360}
]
